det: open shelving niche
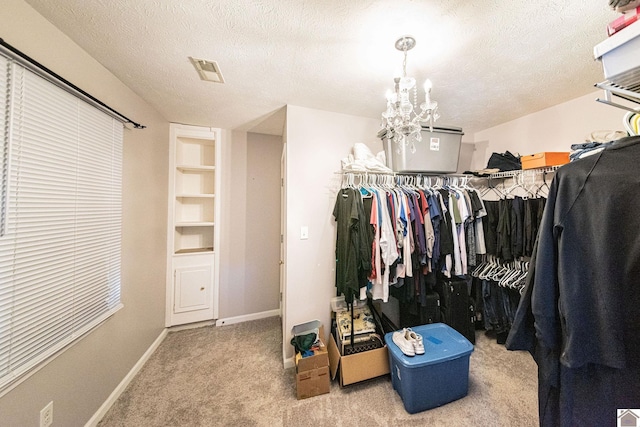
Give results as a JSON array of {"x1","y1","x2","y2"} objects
[{"x1": 173, "y1": 134, "x2": 217, "y2": 255}]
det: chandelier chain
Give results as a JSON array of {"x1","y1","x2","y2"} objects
[{"x1": 402, "y1": 49, "x2": 408, "y2": 78}]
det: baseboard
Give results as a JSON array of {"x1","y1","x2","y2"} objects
[
  {"x1": 283, "y1": 356, "x2": 295, "y2": 370},
  {"x1": 168, "y1": 319, "x2": 216, "y2": 332},
  {"x1": 215, "y1": 308, "x2": 281, "y2": 327},
  {"x1": 85, "y1": 328, "x2": 169, "y2": 427}
]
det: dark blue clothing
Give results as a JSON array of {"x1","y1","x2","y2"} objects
[
  {"x1": 429, "y1": 193, "x2": 442, "y2": 270},
  {"x1": 506, "y1": 136, "x2": 640, "y2": 427}
]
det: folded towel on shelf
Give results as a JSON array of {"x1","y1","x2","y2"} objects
[{"x1": 341, "y1": 143, "x2": 392, "y2": 173}]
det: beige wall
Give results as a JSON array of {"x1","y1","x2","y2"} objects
[
  {"x1": 218, "y1": 131, "x2": 283, "y2": 319},
  {"x1": 471, "y1": 91, "x2": 630, "y2": 167},
  {"x1": 0, "y1": 1, "x2": 168, "y2": 425},
  {"x1": 245, "y1": 133, "x2": 283, "y2": 312},
  {"x1": 218, "y1": 130, "x2": 248, "y2": 319},
  {"x1": 283, "y1": 105, "x2": 382, "y2": 360}
]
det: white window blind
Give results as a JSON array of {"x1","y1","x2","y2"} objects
[
  {"x1": 0, "y1": 54, "x2": 123, "y2": 392},
  {"x1": 0, "y1": 55, "x2": 8, "y2": 237}
]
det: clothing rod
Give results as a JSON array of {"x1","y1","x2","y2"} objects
[
  {"x1": 0, "y1": 38, "x2": 145, "y2": 129},
  {"x1": 338, "y1": 171, "x2": 472, "y2": 177},
  {"x1": 337, "y1": 171, "x2": 396, "y2": 175},
  {"x1": 595, "y1": 96, "x2": 640, "y2": 114}
]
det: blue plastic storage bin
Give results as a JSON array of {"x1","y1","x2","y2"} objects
[{"x1": 385, "y1": 323, "x2": 474, "y2": 414}]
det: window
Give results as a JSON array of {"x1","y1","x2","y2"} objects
[{"x1": 0, "y1": 53, "x2": 123, "y2": 393}]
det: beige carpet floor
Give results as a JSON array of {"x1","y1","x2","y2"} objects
[{"x1": 98, "y1": 316, "x2": 538, "y2": 426}]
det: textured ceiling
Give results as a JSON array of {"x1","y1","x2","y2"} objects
[{"x1": 23, "y1": 0, "x2": 617, "y2": 136}]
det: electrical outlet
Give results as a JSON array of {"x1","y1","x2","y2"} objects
[{"x1": 40, "y1": 401, "x2": 53, "y2": 427}]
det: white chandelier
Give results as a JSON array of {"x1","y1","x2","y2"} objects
[{"x1": 380, "y1": 36, "x2": 440, "y2": 153}]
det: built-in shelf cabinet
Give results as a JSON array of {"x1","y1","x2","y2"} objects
[{"x1": 166, "y1": 124, "x2": 221, "y2": 326}]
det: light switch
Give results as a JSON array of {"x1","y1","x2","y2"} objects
[{"x1": 300, "y1": 226, "x2": 309, "y2": 240}]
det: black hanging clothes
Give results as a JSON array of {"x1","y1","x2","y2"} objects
[
  {"x1": 333, "y1": 188, "x2": 371, "y2": 303},
  {"x1": 506, "y1": 136, "x2": 640, "y2": 427},
  {"x1": 510, "y1": 196, "x2": 525, "y2": 259},
  {"x1": 482, "y1": 200, "x2": 500, "y2": 256}
]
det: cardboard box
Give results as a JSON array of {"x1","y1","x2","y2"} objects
[
  {"x1": 327, "y1": 332, "x2": 390, "y2": 386},
  {"x1": 521, "y1": 152, "x2": 569, "y2": 170},
  {"x1": 293, "y1": 321, "x2": 330, "y2": 400},
  {"x1": 296, "y1": 365, "x2": 330, "y2": 399},
  {"x1": 295, "y1": 341, "x2": 329, "y2": 372}
]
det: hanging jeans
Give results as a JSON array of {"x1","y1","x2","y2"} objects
[{"x1": 482, "y1": 280, "x2": 510, "y2": 337}]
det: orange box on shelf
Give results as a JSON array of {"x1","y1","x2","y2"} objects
[{"x1": 521, "y1": 152, "x2": 569, "y2": 170}]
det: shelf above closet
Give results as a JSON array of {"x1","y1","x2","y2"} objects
[
  {"x1": 594, "y1": 21, "x2": 640, "y2": 113},
  {"x1": 594, "y1": 81, "x2": 640, "y2": 113},
  {"x1": 484, "y1": 166, "x2": 560, "y2": 179}
]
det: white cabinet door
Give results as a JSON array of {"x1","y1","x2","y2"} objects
[
  {"x1": 174, "y1": 265, "x2": 212, "y2": 313},
  {"x1": 168, "y1": 252, "x2": 215, "y2": 325}
]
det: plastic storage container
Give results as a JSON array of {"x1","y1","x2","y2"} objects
[
  {"x1": 385, "y1": 323, "x2": 474, "y2": 414},
  {"x1": 383, "y1": 126, "x2": 463, "y2": 173},
  {"x1": 594, "y1": 20, "x2": 640, "y2": 84},
  {"x1": 330, "y1": 295, "x2": 364, "y2": 312}
]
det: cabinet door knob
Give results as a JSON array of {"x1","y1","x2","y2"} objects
[{"x1": 200, "y1": 287, "x2": 205, "y2": 291}]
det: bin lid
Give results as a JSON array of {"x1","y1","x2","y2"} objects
[
  {"x1": 420, "y1": 125, "x2": 464, "y2": 135},
  {"x1": 594, "y1": 20, "x2": 640, "y2": 60},
  {"x1": 291, "y1": 320, "x2": 322, "y2": 337},
  {"x1": 385, "y1": 323, "x2": 473, "y2": 368}
]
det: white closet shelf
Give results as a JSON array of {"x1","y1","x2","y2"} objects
[
  {"x1": 174, "y1": 247, "x2": 214, "y2": 255},
  {"x1": 176, "y1": 194, "x2": 215, "y2": 198},
  {"x1": 176, "y1": 165, "x2": 216, "y2": 172},
  {"x1": 594, "y1": 21, "x2": 640, "y2": 113},
  {"x1": 175, "y1": 221, "x2": 215, "y2": 227}
]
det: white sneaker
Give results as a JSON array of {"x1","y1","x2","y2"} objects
[
  {"x1": 406, "y1": 328, "x2": 425, "y2": 355},
  {"x1": 392, "y1": 329, "x2": 415, "y2": 356}
]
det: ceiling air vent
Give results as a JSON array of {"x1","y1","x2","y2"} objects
[{"x1": 189, "y1": 57, "x2": 225, "y2": 83}]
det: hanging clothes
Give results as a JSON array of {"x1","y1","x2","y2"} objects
[
  {"x1": 332, "y1": 187, "x2": 372, "y2": 303},
  {"x1": 335, "y1": 174, "x2": 490, "y2": 319},
  {"x1": 506, "y1": 136, "x2": 640, "y2": 427},
  {"x1": 369, "y1": 186, "x2": 399, "y2": 302},
  {"x1": 471, "y1": 171, "x2": 550, "y2": 342}
]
